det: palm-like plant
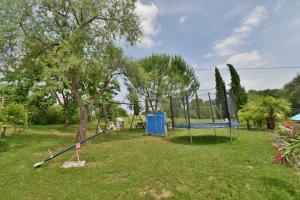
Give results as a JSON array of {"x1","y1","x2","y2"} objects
[{"x1": 261, "y1": 97, "x2": 291, "y2": 130}]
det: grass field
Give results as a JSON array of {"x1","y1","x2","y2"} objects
[{"x1": 0, "y1": 124, "x2": 300, "y2": 199}]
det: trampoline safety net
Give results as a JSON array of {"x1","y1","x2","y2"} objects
[{"x1": 169, "y1": 87, "x2": 239, "y2": 129}]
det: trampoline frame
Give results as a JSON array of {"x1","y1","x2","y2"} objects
[{"x1": 169, "y1": 84, "x2": 240, "y2": 143}]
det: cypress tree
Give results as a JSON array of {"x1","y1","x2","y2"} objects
[
  {"x1": 227, "y1": 64, "x2": 248, "y2": 110},
  {"x1": 215, "y1": 67, "x2": 226, "y2": 118}
]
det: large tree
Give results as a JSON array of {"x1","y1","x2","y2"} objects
[
  {"x1": 227, "y1": 64, "x2": 247, "y2": 110},
  {"x1": 215, "y1": 67, "x2": 226, "y2": 117},
  {"x1": 124, "y1": 54, "x2": 199, "y2": 112},
  {"x1": 284, "y1": 74, "x2": 300, "y2": 113},
  {"x1": 0, "y1": 0, "x2": 142, "y2": 140}
]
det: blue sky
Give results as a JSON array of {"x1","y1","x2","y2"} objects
[{"x1": 117, "y1": 0, "x2": 300, "y2": 101}]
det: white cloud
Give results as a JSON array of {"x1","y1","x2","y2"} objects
[
  {"x1": 212, "y1": 6, "x2": 267, "y2": 56},
  {"x1": 203, "y1": 53, "x2": 214, "y2": 58},
  {"x1": 135, "y1": 1, "x2": 160, "y2": 48},
  {"x1": 179, "y1": 16, "x2": 187, "y2": 24},
  {"x1": 226, "y1": 51, "x2": 267, "y2": 67},
  {"x1": 241, "y1": 78, "x2": 266, "y2": 90}
]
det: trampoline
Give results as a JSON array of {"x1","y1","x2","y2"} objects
[
  {"x1": 173, "y1": 121, "x2": 240, "y2": 129},
  {"x1": 169, "y1": 84, "x2": 240, "y2": 143}
]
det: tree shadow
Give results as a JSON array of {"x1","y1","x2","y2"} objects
[
  {"x1": 260, "y1": 176, "x2": 299, "y2": 197},
  {"x1": 169, "y1": 135, "x2": 234, "y2": 145},
  {"x1": 0, "y1": 140, "x2": 9, "y2": 153}
]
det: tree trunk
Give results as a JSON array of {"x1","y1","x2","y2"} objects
[
  {"x1": 246, "y1": 120, "x2": 250, "y2": 130},
  {"x1": 78, "y1": 107, "x2": 88, "y2": 140},
  {"x1": 64, "y1": 119, "x2": 69, "y2": 127},
  {"x1": 70, "y1": 70, "x2": 88, "y2": 141},
  {"x1": 267, "y1": 107, "x2": 276, "y2": 131}
]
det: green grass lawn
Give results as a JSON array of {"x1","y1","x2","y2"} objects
[{"x1": 0, "y1": 124, "x2": 300, "y2": 199}]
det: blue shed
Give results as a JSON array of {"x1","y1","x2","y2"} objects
[{"x1": 146, "y1": 112, "x2": 167, "y2": 136}]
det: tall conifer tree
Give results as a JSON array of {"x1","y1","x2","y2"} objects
[
  {"x1": 227, "y1": 64, "x2": 248, "y2": 110},
  {"x1": 215, "y1": 67, "x2": 226, "y2": 117}
]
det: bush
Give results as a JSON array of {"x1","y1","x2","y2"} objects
[
  {"x1": 3, "y1": 103, "x2": 28, "y2": 128},
  {"x1": 275, "y1": 122, "x2": 300, "y2": 167},
  {"x1": 29, "y1": 105, "x2": 79, "y2": 125},
  {"x1": 0, "y1": 106, "x2": 6, "y2": 122}
]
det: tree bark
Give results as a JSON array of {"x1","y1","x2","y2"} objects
[
  {"x1": 70, "y1": 70, "x2": 87, "y2": 141},
  {"x1": 246, "y1": 120, "x2": 250, "y2": 130},
  {"x1": 269, "y1": 107, "x2": 276, "y2": 131}
]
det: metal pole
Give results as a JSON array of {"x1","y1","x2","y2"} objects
[
  {"x1": 169, "y1": 96, "x2": 176, "y2": 136},
  {"x1": 208, "y1": 92, "x2": 216, "y2": 136},
  {"x1": 222, "y1": 84, "x2": 232, "y2": 142},
  {"x1": 230, "y1": 89, "x2": 240, "y2": 140},
  {"x1": 186, "y1": 93, "x2": 192, "y2": 144},
  {"x1": 195, "y1": 93, "x2": 201, "y2": 119},
  {"x1": 33, "y1": 129, "x2": 107, "y2": 168}
]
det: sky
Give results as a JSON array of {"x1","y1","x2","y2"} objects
[{"x1": 117, "y1": 0, "x2": 300, "y2": 101}]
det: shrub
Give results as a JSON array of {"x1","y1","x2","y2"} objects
[
  {"x1": 29, "y1": 105, "x2": 79, "y2": 125},
  {"x1": 275, "y1": 122, "x2": 300, "y2": 167},
  {"x1": 3, "y1": 103, "x2": 28, "y2": 129}
]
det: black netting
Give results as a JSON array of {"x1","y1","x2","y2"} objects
[{"x1": 169, "y1": 88, "x2": 239, "y2": 128}]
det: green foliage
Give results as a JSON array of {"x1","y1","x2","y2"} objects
[
  {"x1": 248, "y1": 89, "x2": 286, "y2": 99},
  {"x1": 0, "y1": 0, "x2": 142, "y2": 133},
  {"x1": 227, "y1": 64, "x2": 248, "y2": 110},
  {"x1": 276, "y1": 122, "x2": 300, "y2": 166},
  {"x1": 280, "y1": 136, "x2": 300, "y2": 166},
  {"x1": 125, "y1": 54, "x2": 199, "y2": 112},
  {"x1": 96, "y1": 103, "x2": 128, "y2": 121},
  {"x1": 239, "y1": 94, "x2": 291, "y2": 130},
  {"x1": 284, "y1": 74, "x2": 300, "y2": 112},
  {"x1": 30, "y1": 105, "x2": 79, "y2": 125},
  {"x1": 215, "y1": 67, "x2": 226, "y2": 116},
  {"x1": 126, "y1": 87, "x2": 140, "y2": 115},
  {"x1": 189, "y1": 98, "x2": 211, "y2": 119},
  {"x1": 3, "y1": 103, "x2": 28, "y2": 128},
  {"x1": 1, "y1": 126, "x2": 300, "y2": 199},
  {"x1": 0, "y1": 106, "x2": 6, "y2": 122}
]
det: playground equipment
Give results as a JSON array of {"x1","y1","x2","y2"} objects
[
  {"x1": 169, "y1": 84, "x2": 239, "y2": 143},
  {"x1": 33, "y1": 129, "x2": 107, "y2": 168}
]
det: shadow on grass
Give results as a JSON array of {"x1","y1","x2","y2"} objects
[
  {"x1": 0, "y1": 128, "x2": 145, "y2": 153},
  {"x1": 0, "y1": 133, "x2": 73, "y2": 153},
  {"x1": 0, "y1": 140, "x2": 9, "y2": 153},
  {"x1": 261, "y1": 176, "x2": 299, "y2": 196},
  {"x1": 169, "y1": 135, "x2": 234, "y2": 145}
]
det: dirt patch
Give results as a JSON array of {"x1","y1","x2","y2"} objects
[
  {"x1": 86, "y1": 161, "x2": 104, "y2": 168},
  {"x1": 294, "y1": 172, "x2": 300, "y2": 177},
  {"x1": 246, "y1": 184, "x2": 251, "y2": 190},
  {"x1": 175, "y1": 185, "x2": 189, "y2": 193},
  {"x1": 246, "y1": 165, "x2": 254, "y2": 169},
  {"x1": 32, "y1": 152, "x2": 44, "y2": 156},
  {"x1": 139, "y1": 185, "x2": 173, "y2": 199},
  {"x1": 104, "y1": 172, "x2": 129, "y2": 183},
  {"x1": 208, "y1": 176, "x2": 217, "y2": 181}
]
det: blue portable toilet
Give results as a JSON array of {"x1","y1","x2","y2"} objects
[{"x1": 146, "y1": 112, "x2": 167, "y2": 136}]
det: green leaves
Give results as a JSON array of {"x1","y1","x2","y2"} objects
[
  {"x1": 284, "y1": 74, "x2": 300, "y2": 112},
  {"x1": 1, "y1": 103, "x2": 28, "y2": 127},
  {"x1": 239, "y1": 94, "x2": 291, "y2": 129},
  {"x1": 124, "y1": 54, "x2": 199, "y2": 112},
  {"x1": 227, "y1": 64, "x2": 248, "y2": 110}
]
